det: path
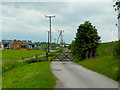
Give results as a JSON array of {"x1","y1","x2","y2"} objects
[{"x1": 50, "y1": 61, "x2": 118, "y2": 88}]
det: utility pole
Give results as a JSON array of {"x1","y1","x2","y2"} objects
[
  {"x1": 47, "y1": 31, "x2": 50, "y2": 53},
  {"x1": 45, "y1": 15, "x2": 56, "y2": 50}
]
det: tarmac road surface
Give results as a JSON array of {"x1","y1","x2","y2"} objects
[{"x1": 50, "y1": 61, "x2": 118, "y2": 88}]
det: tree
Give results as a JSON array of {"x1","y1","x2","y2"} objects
[
  {"x1": 113, "y1": 0, "x2": 120, "y2": 19},
  {"x1": 72, "y1": 21, "x2": 100, "y2": 60}
]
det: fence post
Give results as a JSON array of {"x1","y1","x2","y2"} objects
[
  {"x1": 22, "y1": 57, "x2": 24, "y2": 60},
  {"x1": 46, "y1": 52, "x2": 48, "y2": 61},
  {"x1": 36, "y1": 55, "x2": 37, "y2": 59}
]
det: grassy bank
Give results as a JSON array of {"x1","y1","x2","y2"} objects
[
  {"x1": 78, "y1": 56, "x2": 119, "y2": 81},
  {"x1": 76, "y1": 41, "x2": 119, "y2": 81},
  {"x1": 2, "y1": 61, "x2": 57, "y2": 88}
]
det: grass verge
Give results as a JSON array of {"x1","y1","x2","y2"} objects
[
  {"x1": 77, "y1": 56, "x2": 119, "y2": 81},
  {"x1": 2, "y1": 61, "x2": 57, "y2": 88}
]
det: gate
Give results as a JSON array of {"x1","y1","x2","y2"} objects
[{"x1": 52, "y1": 51, "x2": 73, "y2": 61}]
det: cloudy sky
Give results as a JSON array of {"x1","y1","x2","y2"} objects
[{"x1": 1, "y1": 1, "x2": 118, "y2": 43}]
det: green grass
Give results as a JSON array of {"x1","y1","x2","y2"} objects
[
  {"x1": 2, "y1": 49, "x2": 62, "y2": 72},
  {"x1": 2, "y1": 50, "x2": 45, "y2": 72},
  {"x1": 1, "y1": 49, "x2": 62, "y2": 88},
  {"x1": 2, "y1": 50, "x2": 45, "y2": 62},
  {"x1": 76, "y1": 41, "x2": 119, "y2": 81},
  {"x1": 97, "y1": 41, "x2": 118, "y2": 57},
  {"x1": 2, "y1": 61, "x2": 57, "y2": 88},
  {"x1": 78, "y1": 56, "x2": 119, "y2": 81},
  {"x1": 0, "y1": 50, "x2": 1, "y2": 59}
]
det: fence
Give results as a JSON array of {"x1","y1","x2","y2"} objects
[
  {"x1": 20, "y1": 50, "x2": 63, "y2": 62},
  {"x1": 2, "y1": 50, "x2": 63, "y2": 73}
]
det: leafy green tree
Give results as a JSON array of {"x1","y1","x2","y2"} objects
[
  {"x1": 70, "y1": 41, "x2": 77, "y2": 56},
  {"x1": 72, "y1": 21, "x2": 100, "y2": 60}
]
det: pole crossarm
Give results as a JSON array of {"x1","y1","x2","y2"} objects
[{"x1": 45, "y1": 15, "x2": 56, "y2": 18}]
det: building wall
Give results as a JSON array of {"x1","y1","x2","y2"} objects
[
  {"x1": 10, "y1": 40, "x2": 24, "y2": 50},
  {"x1": 10, "y1": 40, "x2": 32, "y2": 50},
  {"x1": 10, "y1": 40, "x2": 27, "y2": 50}
]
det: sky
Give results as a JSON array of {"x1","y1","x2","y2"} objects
[{"x1": 1, "y1": 1, "x2": 118, "y2": 44}]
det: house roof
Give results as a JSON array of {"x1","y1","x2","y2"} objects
[
  {"x1": 22, "y1": 40, "x2": 32, "y2": 44},
  {"x1": 27, "y1": 41, "x2": 32, "y2": 44},
  {"x1": 2, "y1": 40, "x2": 33, "y2": 45},
  {"x1": 2, "y1": 40, "x2": 13, "y2": 44}
]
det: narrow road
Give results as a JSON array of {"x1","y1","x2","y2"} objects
[{"x1": 50, "y1": 61, "x2": 118, "y2": 88}]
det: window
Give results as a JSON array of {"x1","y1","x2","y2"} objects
[{"x1": 20, "y1": 44, "x2": 26, "y2": 48}]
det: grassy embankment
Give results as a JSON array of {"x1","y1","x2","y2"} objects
[
  {"x1": 2, "y1": 61, "x2": 56, "y2": 88},
  {"x1": 77, "y1": 41, "x2": 119, "y2": 81},
  {"x1": 2, "y1": 50, "x2": 58, "y2": 88}
]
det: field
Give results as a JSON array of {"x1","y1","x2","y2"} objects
[
  {"x1": 2, "y1": 50, "x2": 45, "y2": 62},
  {"x1": 2, "y1": 50, "x2": 46, "y2": 72},
  {"x1": 77, "y1": 41, "x2": 119, "y2": 81},
  {"x1": 2, "y1": 49, "x2": 58, "y2": 88}
]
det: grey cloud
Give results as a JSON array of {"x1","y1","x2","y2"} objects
[{"x1": 2, "y1": 2, "x2": 118, "y2": 43}]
